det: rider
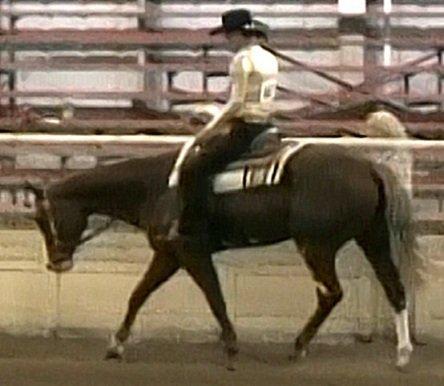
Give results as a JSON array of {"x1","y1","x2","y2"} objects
[{"x1": 168, "y1": 9, "x2": 279, "y2": 244}]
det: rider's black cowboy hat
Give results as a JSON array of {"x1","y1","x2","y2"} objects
[{"x1": 209, "y1": 9, "x2": 269, "y2": 37}]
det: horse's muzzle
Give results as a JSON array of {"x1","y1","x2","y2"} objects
[{"x1": 46, "y1": 259, "x2": 74, "y2": 273}]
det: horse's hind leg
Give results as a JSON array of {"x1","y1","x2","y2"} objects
[
  {"x1": 178, "y1": 250, "x2": 238, "y2": 370},
  {"x1": 291, "y1": 244, "x2": 343, "y2": 361},
  {"x1": 106, "y1": 250, "x2": 180, "y2": 360},
  {"x1": 356, "y1": 224, "x2": 413, "y2": 369}
]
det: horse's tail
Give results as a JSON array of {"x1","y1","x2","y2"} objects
[{"x1": 373, "y1": 163, "x2": 424, "y2": 287}]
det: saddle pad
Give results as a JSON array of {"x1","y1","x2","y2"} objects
[{"x1": 212, "y1": 142, "x2": 306, "y2": 194}]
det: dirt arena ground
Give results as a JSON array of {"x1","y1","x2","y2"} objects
[{"x1": 0, "y1": 333, "x2": 443, "y2": 386}]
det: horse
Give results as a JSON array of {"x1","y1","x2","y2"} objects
[{"x1": 27, "y1": 139, "x2": 418, "y2": 370}]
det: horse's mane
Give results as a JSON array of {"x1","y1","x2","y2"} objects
[{"x1": 49, "y1": 148, "x2": 179, "y2": 201}]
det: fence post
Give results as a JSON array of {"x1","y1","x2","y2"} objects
[
  {"x1": 141, "y1": 0, "x2": 166, "y2": 111},
  {"x1": 337, "y1": 2, "x2": 367, "y2": 104}
]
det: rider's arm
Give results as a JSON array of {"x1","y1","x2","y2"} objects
[
  {"x1": 168, "y1": 54, "x2": 252, "y2": 187},
  {"x1": 197, "y1": 54, "x2": 253, "y2": 137}
]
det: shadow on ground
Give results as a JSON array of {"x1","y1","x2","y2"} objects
[{"x1": 0, "y1": 333, "x2": 443, "y2": 386}]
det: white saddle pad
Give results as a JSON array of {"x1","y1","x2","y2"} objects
[{"x1": 212, "y1": 143, "x2": 306, "y2": 194}]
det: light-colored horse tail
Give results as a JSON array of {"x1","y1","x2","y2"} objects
[
  {"x1": 373, "y1": 162, "x2": 426, "y2": 351},
  {"x1": 365, "y1": 110, "x2": 409, "y2": 138}
]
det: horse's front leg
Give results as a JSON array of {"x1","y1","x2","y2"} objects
[
  {"x1": 178, "y1": 248, "x2": 238, "y2": 371},
  {"x1": 106, "y1": 251, "x2": 179, "y2": 360}
]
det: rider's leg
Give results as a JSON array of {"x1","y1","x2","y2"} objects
[
  {"x1": 178, "y1": 126, "x2": 237, "y2": 236},
  {"x1": 177, "y1": 120, "x2": 269, "y2": 238}
]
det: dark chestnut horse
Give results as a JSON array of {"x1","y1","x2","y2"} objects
[{"x1": 28, "y1": 142, "x2": 417, "y2": 370}]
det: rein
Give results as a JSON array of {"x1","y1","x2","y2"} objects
[
  {"x1": 51, "y1": 218, "x2": 114, "y2": 254},
  {"x1": 44, "y1": 218, "x2": 114, "y2": 265},
  {"x1": 27, "y1": 182, "x2": 113, "y2": 260},
  {"x1": 78, "y1": 219, "x2": 113, "y2": 246},
  {"x1": 260, "y1": 43, "x2": 409, "y2": 116},
  {"x1": 260, "y1": 43, "x2": 355, "y2": 92}
]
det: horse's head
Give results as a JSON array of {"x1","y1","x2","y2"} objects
[{"x1": 28, "y1": 183, "x2": 88, "y2": 273}]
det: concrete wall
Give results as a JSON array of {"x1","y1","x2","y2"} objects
[{"x1": 0, "y1": 227, "x2": 443, "y2": 342}]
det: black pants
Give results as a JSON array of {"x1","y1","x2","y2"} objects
[{"x1": 178, "y1": 118, "x2": 271, "y2": 235}]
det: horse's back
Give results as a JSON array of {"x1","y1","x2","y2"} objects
[{"x1": 285, "y1": 145, "x2": 381, "y2": 243}]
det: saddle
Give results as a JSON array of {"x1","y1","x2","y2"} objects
[{"x1": 212, "y1": 128, "x2": 305, "y2": 194}]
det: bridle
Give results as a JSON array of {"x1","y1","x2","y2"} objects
[{"x1": 33, "y1": 190, "x2": 112, "y2": 265}]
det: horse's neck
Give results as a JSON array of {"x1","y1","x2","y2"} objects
[
  {"x1": 62, "y1": 150, "x2": 178, "y2": 226},
  {"x1": 119, "y1": 150, "x2": 178, "y2": 225}
]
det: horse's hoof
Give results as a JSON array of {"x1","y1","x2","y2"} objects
[
  {"x1": 224, "y1": 345, "x2": 238, "y2": 371},
  {"x1": 396, "y1": 346, "x2": 412, "y2": 370},
  {"x1": 354, "y1": 333, "x2": 373, "y2": 344},
  {"x1": 106, "y1": 334, "x2": 125, "y2": 361},
  {"x1": 104, "y1": 349, "x2": 123, "y2": 361},
  {"x1": 288, "y1": 348, "x2": 308, "y2": 362}
]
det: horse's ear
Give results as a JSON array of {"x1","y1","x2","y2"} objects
[{"x1": 24, "y1": 181, "x2": 45, "y2": 201}]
